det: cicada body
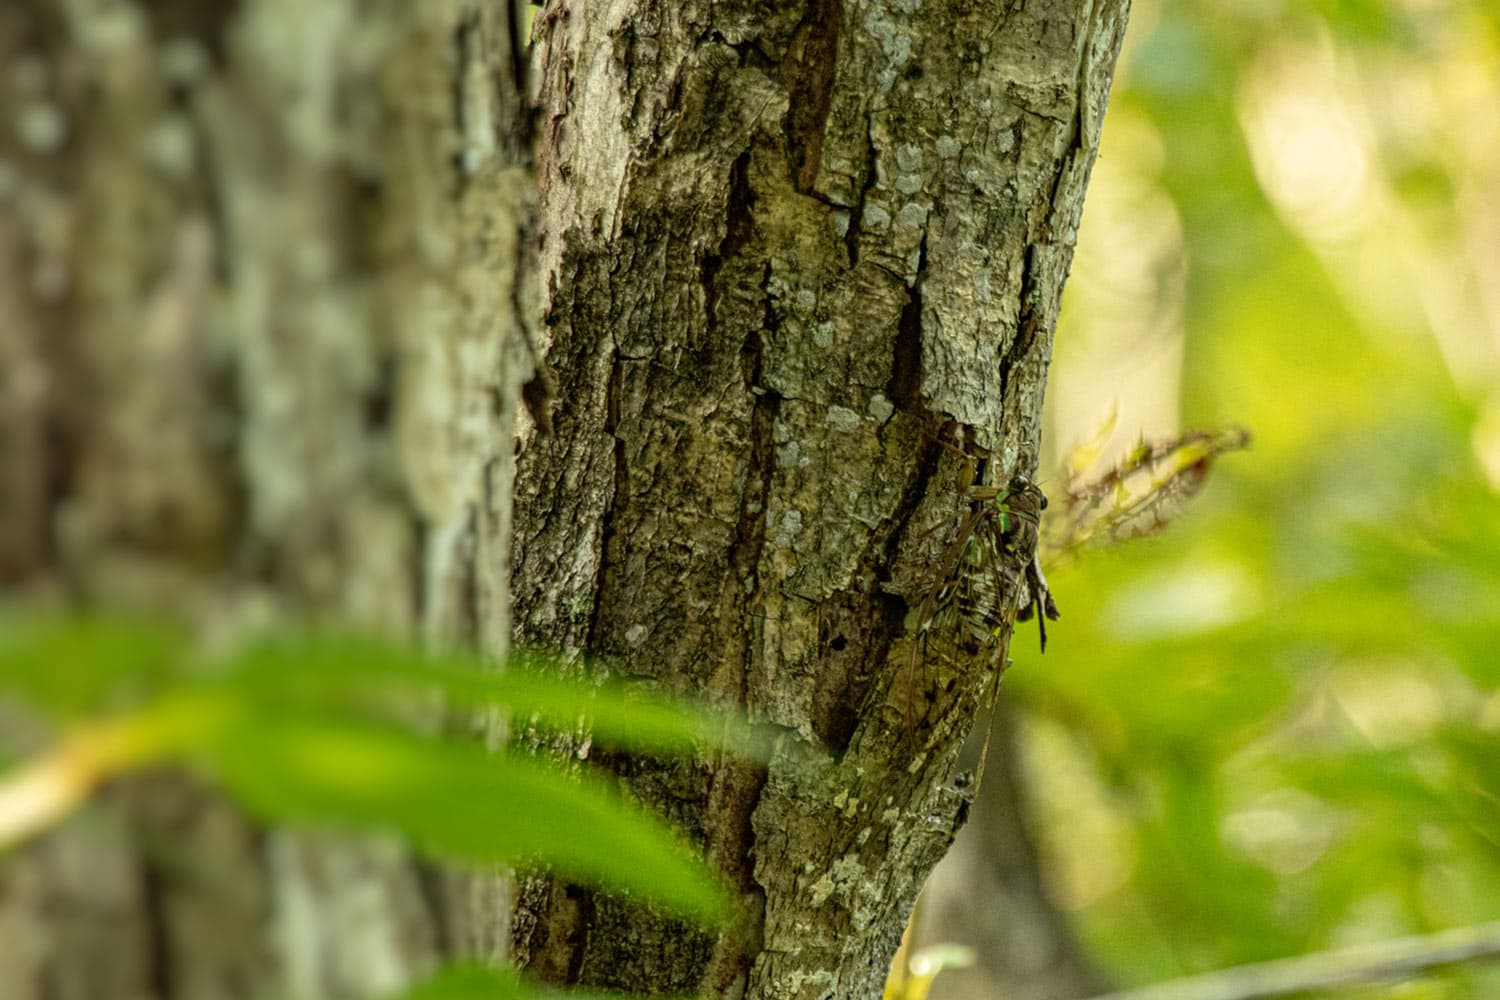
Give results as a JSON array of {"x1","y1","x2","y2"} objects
[{"x1": 906, "y1": 473, "x2": 1059, "y2": 730}]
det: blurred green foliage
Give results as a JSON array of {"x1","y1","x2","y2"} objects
[
  {"x1": 397, "y1": 965, "x2": 530, "y2": 1000},
  {"x1": 392, "y1": 963, "x2": 632, "y2": 1000},
  {"x1": 1023, "y1": 0, "x2": 1500, "y2": 994},
  {"x1": 0, "y1": 618, "x2": 755, "y2": 998}
]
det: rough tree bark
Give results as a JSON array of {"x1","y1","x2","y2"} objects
[
  {"x1": 0, "y1": 0, "x2": 1129, "y2": 996},
  {"x1": 0, "y1": 2, "x2": 532, "y2": 997},
  {"x1": 512, "y1": 0, "x2": 1129, "y2": 998}
]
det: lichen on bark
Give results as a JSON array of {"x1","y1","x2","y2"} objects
[{"x1": 514, "y1": 0, "x2": 1131, "y2": 997}]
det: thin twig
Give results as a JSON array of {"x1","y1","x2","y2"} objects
[{"x1": 1083, "y1": 919, "x2": 1500, "y2": 1000}]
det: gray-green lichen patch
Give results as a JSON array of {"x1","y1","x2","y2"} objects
[
  {"x1": 825, "y1": 405, "x2": 862, "y2": 433},
  {"x1": 517, "y1": 0, "x2": 1132, "y2": 994}
]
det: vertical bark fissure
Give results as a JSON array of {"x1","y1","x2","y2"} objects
[
  {"x1": 703, "y1": 151, "x2": 756, "y2": 336},
  {"x1": 517, "y1": 0, "x2": 1133, "y2": 994},
  {"x1": 890, "y1": 231, "x2": 928, "y2": 411},
  {"x1": 1000, "y1": 244, "x2": 1042, "y2": 408},
  {"x1": 782, "y1": 0, "x2": 843, "y2": 193},
  {"x1": 842, "y1": 120, "x2": 877, "y2": 265}
]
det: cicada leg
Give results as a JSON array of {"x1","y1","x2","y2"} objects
[{"x1": 1014, "y1": 552, "x2": 1060, "y2": 651}]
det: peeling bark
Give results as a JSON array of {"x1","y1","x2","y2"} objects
[
  {"x1": 514, "y1": 0, "x2": 1130, "y2": 997},
  {"x1": 0, "y1": 2, "x2": 531, "y2": 996}
]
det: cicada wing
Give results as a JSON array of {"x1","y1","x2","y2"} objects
[{"x1": 908, "y1": 515, "x2": 1018, "y2": 720}]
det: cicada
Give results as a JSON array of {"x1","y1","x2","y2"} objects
[{"x1": 906, "y1": 472, "x2": 1060, "y2": 728}]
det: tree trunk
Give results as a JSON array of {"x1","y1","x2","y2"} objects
[
  {"x1": 921, "y1": 698, "x2": 1107, "y2": 1000},
  {"x1": 1, "y1": 0, "x2": 1130, "y2": 996},
  {"x1": 0, "y1": 2, "x2": 531, "y2": 997},
  {"x1": 512, "y1": 1, "x2": 1129, "y2": 998}
]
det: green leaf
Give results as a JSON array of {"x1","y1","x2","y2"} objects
[
  {"x1": 390, "y1": 964, "x2": 646, "y2": 1000},
  {"x1": 224, "y1": 634, "x2": 772, "y2": 760},
  {"x1": 0, "y1": 613, "x2": 189, "y2": 717},
  {"x1": 201, "y1": 715, "x2": 733, "y2": 925},
  {"x1": 390, "y1": 964, "x2": 527, "y2": 1000},
  {"x1": 0, "y1": 621, "x2": 748, "y2": 923}
]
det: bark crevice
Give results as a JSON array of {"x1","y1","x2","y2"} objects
[
  {"x1": 515, "y1": 0, "x2": 1134, "y2": 995},
  {"x1": 781, "y1": 0, "x2": 843, "y2": 193},
  {"x1": 842, "y1": 120, "x2": 877, "y2": 265}
]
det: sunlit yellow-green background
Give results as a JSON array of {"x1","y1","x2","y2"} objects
[{"x1": 1014, "y1": 0, "x2": 1500, "y2": 993}]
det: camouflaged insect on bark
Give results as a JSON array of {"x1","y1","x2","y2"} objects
[{"x1": 907, "y1": 475, "x2": 1060, "y2": 729}]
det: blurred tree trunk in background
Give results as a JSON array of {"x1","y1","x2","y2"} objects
[
  {"x1": 922, "y1": 697, "x2": 1106, "y2": 1000},
  {"x1": 0, "y1": 2, "x2": 533, "y2": 997},
  {"x1": 510, "y1": 0, "x2": 1128, "y2": 997}
]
